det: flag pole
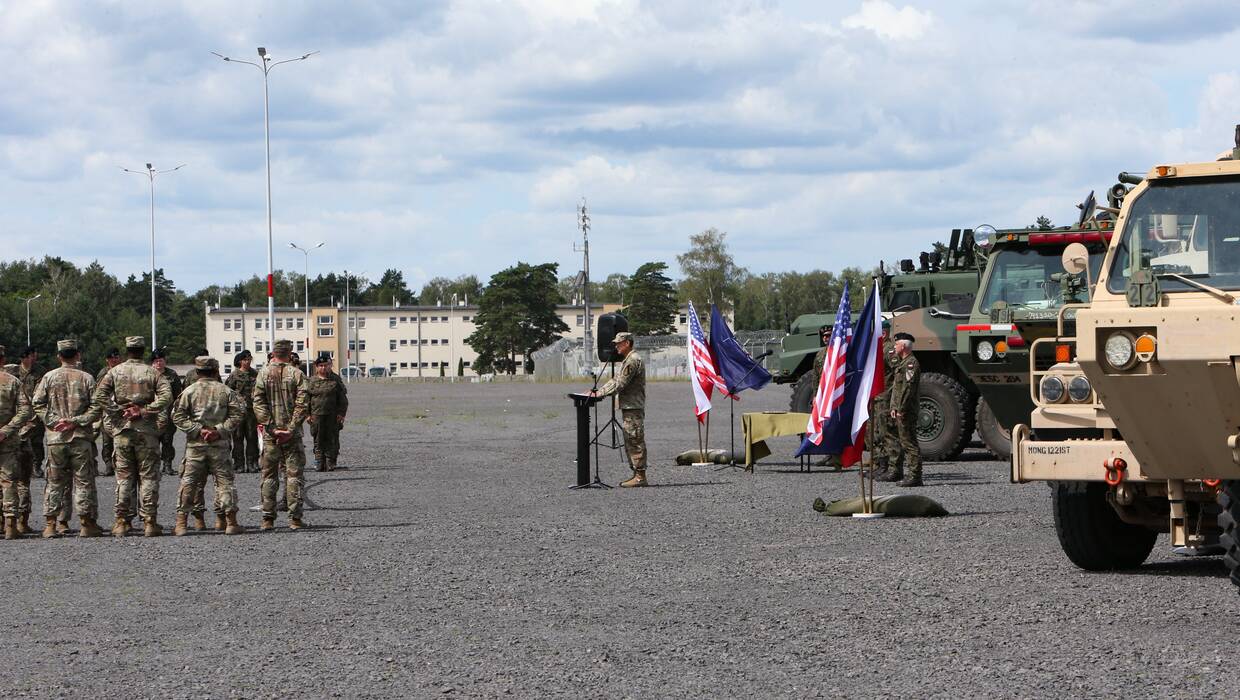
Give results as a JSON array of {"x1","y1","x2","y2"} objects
[
  {"x1": 696, "y1": 420, "x2": 705, "y2": 464},
  {"x1": 704, "y1": 412, "x2": 711, "y2": 463}
]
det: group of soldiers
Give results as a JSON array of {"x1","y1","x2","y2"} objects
[{"x1": 0, "y1": 336, "x2": 350, "y2": 540}]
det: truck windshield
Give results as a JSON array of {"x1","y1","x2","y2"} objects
[
  {"x1": 1107, "y1": 175, "x2": 1240, "y2": 293},
  {"x1": 979, "y1": 246, "x2": 1104, "y2": 312}
]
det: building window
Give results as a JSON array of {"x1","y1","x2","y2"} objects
[
  {"x1": 679, "y1": 314, "x2": 688, "y2": 324},
  {"x1": 464, "y1": 361, "x2": 471, "y2": 368},
  {"x1": 296, "y1": 318, "x2": 304, "y2": 329},
  {"x1": 348, "y1": 317, "x2": 366, "y2": 329},
  {"x1": 234, "y1": 318, "x2": 241, "y2": 328},
  {"x1": 462, "y1": 316, "x2": 471, "y2": 322},
  {"x1": 255, "y1": 319, "x2": 263, "y2": 329},
  {"x1": 296, "y1": 341, "x2": 305, "y2": 352},
  {"x1": 317, "y1": 328, "x2": 334, "y2": 337},
  {"x1": 223, "y1": 320, "x2": 232, "y2": 330},
  {"x1": 399, "y1": 316, "x2": 407, "y2": 323},
  {"x1": 317, "y1": 315, "x2": 334, "y2": 325},
  {"x1": 430, "y1": 316, "x2": 438, "y2": 323},
  {"x1": 441, "y1": 339, "x2": 448, "y2": 344},
  {"x1": 349, "y1": 340, "x2": 366, "y2": 351},
  {"x1": 400, "y1": 362, "x2": 408, "y2": 369},
  {"x1": 421, "y1": 362, "x2": 429, "y2": 368},
  {"x1": 576, "y1": 315, "x2": 584, "y2": 326},
  {"x1": 431, "y1": 339, "x2": 439, "y2": 345},
  {"x1": 389, "y1": 363, "x2": 397, "y2": 372},
  {"x1": 389, "y1": 340, "x2": 397, "y2": 351},
  {"x1": 223, "y1": 341, "x2": 232, "y2": 353},
  {"x1": 440, "y1": 316, "x2": 448, "y2": 322}
]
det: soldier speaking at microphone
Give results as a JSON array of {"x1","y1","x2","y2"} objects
[{"x1": 590, "y1": 332, "x2": 649, "y2": 488}]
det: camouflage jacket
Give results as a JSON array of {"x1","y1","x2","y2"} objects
[
  {"x1": 253, "y1": 360, "x2": 309, "y2": 433},
  {"x1": 0, "y1": 370, "x2": 32, "y2": 442},
  {"x1": 161, "y1": 366, "x2": 184, "y2": 401},
  {"x1": 92, "y1": 359, "x2": 173, "y2": 435},
  {"x1": 95, "y1": 365, "x2": 114, "y2": 382},
  {"x1": 225, "y1": 366, "x2": 258, "y2": 410},
  {"x1": 15, "y1": 364, "x2": 43, "y2": 436},
  {"x1": 875, "y1": 338, "x2": 898, "y2": 404},
  {"x1": 599, "y1": 351, "x2": 645, "y2": 411},
  {"x1": 172, "y1": 377, "x2": 245, "y2": 446},
  {"x1": 33, "y1": 366, "x2": 100, "y2": 444},
  {"x1": 307, "y1": 373, "x2": 348, "y2": 417},
  {"x1": 889, "y1": 353, "x2": 921, "y2": 414}
]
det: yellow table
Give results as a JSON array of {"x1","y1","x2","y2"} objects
[{"x1": 743, "y1": 411, "x2": 811, "y2": 469}]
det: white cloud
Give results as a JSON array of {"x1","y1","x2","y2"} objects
[{"x1": 842, "y1": 1, "x2": 934, "y2": 41}]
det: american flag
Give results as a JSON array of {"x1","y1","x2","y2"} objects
[
  {"x1": 687, "y1": 300, "x2": 730, "y2": 423},
  {"x1": 806, "y1": 283, "x2": 853, "y2": 444}
]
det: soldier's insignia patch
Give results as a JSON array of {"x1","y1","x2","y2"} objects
[{"x1": 906, "y1": 369, "x2": 914, "y2": 380}]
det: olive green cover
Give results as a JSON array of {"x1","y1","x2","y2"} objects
[{"x1": 812, "y1": 495, "x2": 949, "y2": 517}]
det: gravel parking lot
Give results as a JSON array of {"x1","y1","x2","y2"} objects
[{"x1": 1, "y1": 380, "x2": 1236, "y2": 698}]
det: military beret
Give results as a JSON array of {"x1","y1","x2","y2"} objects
[
  {"x1": 314, "y1": 353, "x2": 333, "y2": 365},
  {"x1": 273, "y1": 339, "x2": 294, "y2": 352},
  {"x1": 105, "y1": 347, "x2": 120, "y2": 359},
  {"x1": 894, "y1": 332, "x2": 916, "y2": 343},
  {"x1": 612, "y1": 332, "x2": 634, "y2": 345},
  {"x1": 125, "y1": 336, "x2": 144, "y2": 349},
  {"x1": 56, "y1": 339, "x2": 78, "y2": 352},
  {"x1": 194, "y1": 355, "x2": 219, "y2": 372},
  {"x1": 150, "y1": 348, "x2": 167, "y2": 360},
  {"x1": 819, "y1": 325, "x2": 832, "y2": 333},
  {"x1": 19, "y1": 346, "x2": 36, "y2": 358}
]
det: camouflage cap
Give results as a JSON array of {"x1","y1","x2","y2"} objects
[
  {"x1": 125, "y1": 336, "x2": 144, "y2": 349},
  {"x1": 194, "y1": 355, "x2": 219, "y2": 372},
  {"x1": 273, "y1": 339, "x2": 294, "y2": 352},
  {"x1": 613, "y1": 332, "x2": 634, "y2": 345},
  {"x1": 56, "y1": 339, "x2": 78, "y2": 352}
]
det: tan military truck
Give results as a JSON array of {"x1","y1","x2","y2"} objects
[{"x1": 1012, "y1": 131, "x2": 1240, "y2": 588}]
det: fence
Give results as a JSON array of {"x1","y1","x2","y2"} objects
[{"x1": 531, "y1": 331, "x2": 784, "y2": 382}]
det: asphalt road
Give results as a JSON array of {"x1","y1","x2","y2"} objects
[{"x1": 1, "y1": 380, "x2": 1235, "y2": 698}]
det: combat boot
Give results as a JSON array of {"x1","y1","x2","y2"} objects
[
  {"x1": 899, "y1": 474, "x2": 923, "y2": 488},
  {"x1": 144, "y1": 520, "x2": 163, "y2": 538},
  {"x1": 214, "y1": 514, "x2": 227, "y2": 532},
  {"x1": 619, "y1": 469, "x2": 648, "y2": 487},
  {"x1": 314, "y1": 454, "x2": 325, "y2": 472},
  {"x1": 111, "y1": 519, "x2": 128, "y2": 538},
  {"x1": 225, "y1": 513, "x2": 245, "y2": 536},
  {"x1": 42, "y1": 516, "x2": 59, "y2": 539},
  {"x1": 162, "y1": 460, "x2": 175, "y2": 476},
  {"x1": 16, "y1": 513, "x2": 30, "y2": 535},
  {"x1": 878, "y1": 468, "x2": 903, "y2": 482},
  {"x1": 289, "y1": 517, "x2": 307, "y2": 530},
  {"x1": 192, "y1": 513, "x2": 207, "y2": 531},
  {"x1": 4, "y1": 517, "x2": 18, "y2": 540},
  {"x1": 56, "y1": 520, "x2": 70, "y2": 535},
  {"x1": 247, "y1": 462, "x2": 258, "y2": 474},
  {"x1": 33, "y1": 462, "x2": 45, "y2": 479},
  {"x1": 325, "y1": 458, "x2": 336, "y2": 472},
  {"x1": 261, "y1": 517, "x2": 276, "y2": 531},
  {"x1": 79, "y1": 518, "x2": 103, "y2": 538},
  {"x1": 173, "y1": 513, "x2": 189, "y2": 537}
]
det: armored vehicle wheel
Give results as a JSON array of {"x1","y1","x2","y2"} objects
[
  {"x1": 1217, "y1": 482, "x2": 1240, "y2": 590},
  {"x1": 976, "y1": 398, "x2": 1011, "y2": 460},
  {"x1": 1052, "y1": 481, "x2": 1156, "y2": 571},
  {"x1": 790, "y1": 372, "x2": 816, "y2": 414},
  {"x1": 915, "y1": 372, "x2": 971, "y2": 461}
]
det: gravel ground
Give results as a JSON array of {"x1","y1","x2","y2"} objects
[{"x1": 0, "y1": 380, "x2": 1235, "y2": 698}]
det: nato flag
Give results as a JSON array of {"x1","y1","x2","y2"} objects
[{"x1": 709, "y1": 304, "x2": 772, "y2": 394}]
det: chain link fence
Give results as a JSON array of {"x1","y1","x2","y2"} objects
[{"x1": 531, "y1": 331, "x2": 784, "y2": 382}]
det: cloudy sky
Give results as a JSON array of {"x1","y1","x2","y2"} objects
[{"x1": 4, "y1": 0, "x2": 1240, "y2": 293}]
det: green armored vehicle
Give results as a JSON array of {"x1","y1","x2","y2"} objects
[{"x1": 777, "y1": 230, "x2": 983, "y2": 460}]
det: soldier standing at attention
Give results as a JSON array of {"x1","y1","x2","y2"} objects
[
  {"x1": 252, "y1": 339, "x2": 310, "y2": 530},
  {"x1": 0, "y1": 346, "x2": 33, "y2": 539},
  {"x1": 95, "y1": 348, "x2": 122, "y2": 476},
  {"x1": 17, "y1": 347, "x2": 45, "y2": 481},
  {"x1": 32, "y1": 340, "x2": 104, "y2": 538},
  {"x1": 307, "y1": 354, "x2": 348, "y2": 472},
  {"x1": 886, "y1": 333, "x2": 923, "y2": 487},
  {"x1": 225, "y1": 350, "x2": 259, "y2": 473},
  {"x1": 171, "y1": 356, "x2": 246, "y2": 536},
  {"x1": 93, "y1": 337, "x2": 172, "y2": 537},
  {"x1": 591, "y1": 332, "x2": 648, "y2": 487},
  {"x1": 151, "y1": 349, "x2": 183, "y2": 476}
]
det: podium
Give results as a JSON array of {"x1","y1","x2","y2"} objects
[{"x1": 568, "y1": 392, "x2": 607, "y2": 488}]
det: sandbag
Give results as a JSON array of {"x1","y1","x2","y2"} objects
[
  {"x1": 812, "y1": 495, "x2": 949, "y2": 517},
  {"x1": 674, "y1": 448, "x2": 733, "y2": 465}
]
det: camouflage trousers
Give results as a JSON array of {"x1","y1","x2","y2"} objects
[
  {"x1": 0, "y1": 439, "x2": 30, "y2": 518},
  {"x1": 883, "y1": 405, "x2": 922, "y2": 479},
  {"x1": 44, "y1": 438, "x2": 98, "y2": 521},
  {"x1": 621, "y1": 409, "x2": 647, "y2": 470},
  {"x1": 260, "y1": 433, "x2": 305, "y2": 519},
  {"x1": 179, "y1": 443, "x2": 237, "y2": 516},
  {"x1": 113, "y1": 431, "x2": 162, "y2": 522},
  {"x1": 310, "y1": 416, "x2": 340, "y2": 462},
  {"x1": 159, "y1": 424, "x2": 176, "y2": 466},
  {"x1": 866, "y1": 394, "x2": 891, "y2": 467},
  {"x1": 23, "y1": 425, "x2": 45, "y2": 471},
  {"x1": 231, "y1": 412, "x2": 259, "y2": 468},
  {"x1": 99, "y1": 429, "x2": 114, "y2": 474}
]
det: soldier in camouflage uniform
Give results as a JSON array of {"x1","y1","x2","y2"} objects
[
  {"x1": 32, "y1": 340, "x2": 104, "y2": 538},
  {"x1": 225, "y1": 350, "x2": 259, "y2": 473},
  {"x1": 92, "y1": 336, "x2": 173, "y2": 537},
  {"x1": 95, "y1": 348, "x2": 122, "y2": 476},
  {"x1": 151, "y1": 349, "x2": 183, "y2": 476},
  {"x1": 16, "y1": 347, "x2": 45, "y2": 483},
  {"x1": 884, "y1": 333, "x2": 923, "y2": 487},
  {"x1": 0, "y1": 346, "x2": 33, "y2": 539},
  {"x1": 810, "y1": 326, "x2": 843, "y2": 469},
  {"x1": 871, "y1": 330, "x2": 899, "y2": 480},
  {"x1": 253, "y1": 339, "x2": 310, "y2": 530},
  {"x1": 307, "y1": 354, "x2": 348, "y2": 472},
  {"x1": 592, "y1": 332, "x2": 649, "y2": 487},
  {"x1": 171, "y1": 356, "x2": 246, "y2": 536}
]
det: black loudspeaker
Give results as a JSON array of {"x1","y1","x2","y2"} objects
[{"x1": 597, "y1": 312, "x2": 629, "y2": 362}]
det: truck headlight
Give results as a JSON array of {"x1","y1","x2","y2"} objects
[
  {"x1": 1040, "y1": 375, "x2": 1065, "y2": 403},
  {"x1": 1104, "y1": 332, "x2": 1136, "y2": 370},
  {"x1": 1067, "y1": 375, "x2": 1091, "y2": 402},
  {"x1": 976, "y1": 340, "x2": 995, "y2": 361}
]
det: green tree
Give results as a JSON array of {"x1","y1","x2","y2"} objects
[
  {"x1": 363, "y1": 268, "x2": 414, "y2": 307},
  {"x1": 418, "y1": 274, "x2": 483, "y2": 306},
  {"x1": 1036, "y1": 216, "x2": 1054, "y2": 230},
  {"x1": 465, "y1": 262, "x2": 569, "y2": 374},
  {"x1": 622, "y1": 262, "x2": 677, "y2": 335},
  {"x1": 677, "y1": 228, "x2": 746, "y2": 312}
]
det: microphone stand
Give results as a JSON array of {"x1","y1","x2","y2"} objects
[
  {"x1": 571, "y1": 367, "x2": 615, "y2": 489},
  {"x1": 719, "y1": 350, "x2": 774, "y2": 472}
]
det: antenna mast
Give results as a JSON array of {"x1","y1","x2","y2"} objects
[{"x1": 574, "y1": 198, "x2": 593, "y2": 370}]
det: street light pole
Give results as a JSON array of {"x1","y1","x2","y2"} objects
[
  {"x1": 23, "y1": 294, "x2": 41, "y2": 346},
  {"x1": 213, "y1": 46, "x2": 318, "y2": 349},
  {"x1": 289, "y1": 242, "x2": 324, "y2": 358},
  {"x1": 122, "y1": 163, "x2": 184, "y2": 348}
]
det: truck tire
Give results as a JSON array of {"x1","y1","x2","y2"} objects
[
  {"x1": 976, "y1": 398, "x2": 1011, "y2": 460},
  {"x1": 789, "y1": 372, "x2": 816, "y2": 414},
  {"x1": 916, "y1": 372, "x2": 971, "y2": 461},
  {"x1": 1218, "y1": 482, "x2": 1240, "y2": 590},
  {"x1": 1052, "y1": 481, "x2": 1156, "y2": 571}
]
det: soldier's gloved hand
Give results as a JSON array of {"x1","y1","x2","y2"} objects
[{"x1": 273, "y1": 428, "x2": 293, "y2": 444}]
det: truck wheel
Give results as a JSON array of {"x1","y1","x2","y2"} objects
[
  {"x1": 976, "y1": 398, "x2": 1011, "y2": 460},
  {"x1": 789, "y1": 372, "x2": 816, "y2": 414},
  {"x1": 1052, "y1": 481, "x2": 1156, "y2": 571},
  {"x1": 915, "y1": 372, "x2": 970, "y2": 461},
  {"x1": 1217, "y1": 482, "x2": 1240, "y2": 590}
]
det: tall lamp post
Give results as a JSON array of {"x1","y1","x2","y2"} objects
[
  {"x1": 122, "y1": 163, "x2": 184, "y2": 348},
  {"x1": 213, "y1": 46, "x2": 318, "y2": 349},
  {"x1": 22, "y1": 294, "x2": 41, "y2": 346},
  {"x1": 289, "y1": 242, "x2": 324, "y2": 359}
]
